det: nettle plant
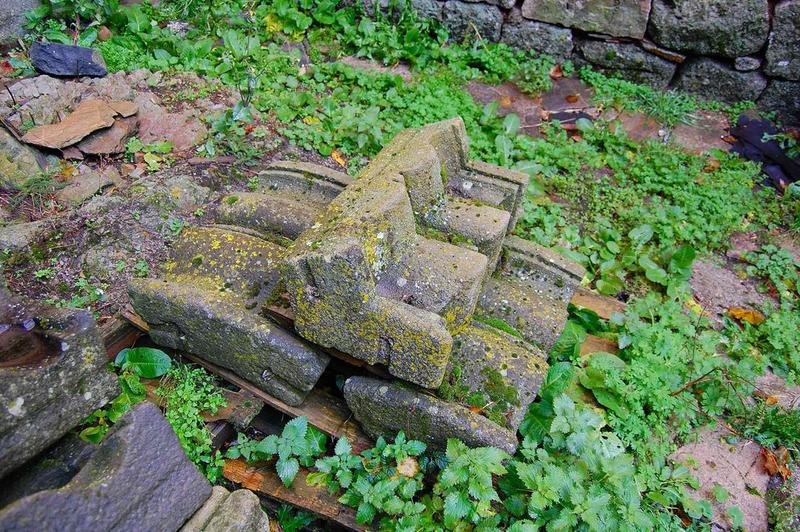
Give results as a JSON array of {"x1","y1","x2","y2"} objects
[{"x1": 226, "y1": 417, "x2": 327, "y2": 487}]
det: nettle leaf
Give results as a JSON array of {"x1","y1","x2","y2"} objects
[
  {"x1": 282, "y1": 416, "x2": 308, "y2": 441},
  {"x1": 443, "y1": 491, "x2": 471, "y2": 523},
  {"x1": 116, "y1": 347, "x2": 171, "y2": 378},
  {"x1": 335, "y1": 436, "x2": 352, "y2": 456},
  {"x1": 276, "y1": 457, "x2": 300, "y2": 487}
]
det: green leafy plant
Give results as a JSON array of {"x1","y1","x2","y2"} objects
[
  {"x1": 114, "y1": 346, "x2": 171, "y2": 378},
  {"x1": 226, "y1": 416, "x2": 327, "y2": 487},
  {"x1": 157, "y1": 365, "x2": 227, "y2": 481}
]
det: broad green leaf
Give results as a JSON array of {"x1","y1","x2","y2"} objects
[
  {"x1": 276, "y1": 457, "x2": 300, "y2": 487},
  {"x1": 628, "y1": 224, "x2": 653, "y2": 248},
  {"x1": 119, "y1": 347, "x2": 171, "y2": 378},
  {"x1": 503, "y1": 113, "x2": 521, "y2": 137},
  {"x1": 550, "y1": 321, "x2": 587, "y2": 360},
  {"x1": 334, "y1": 436, "x2": 352, "y2": 456}
]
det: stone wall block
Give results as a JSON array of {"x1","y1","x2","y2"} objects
[
  {"x1": 675, "y1": 57, "x2": 768, "y2": 103},
  {"x1": 520, "y1": 0, "x2": 652, "y2": 39},
  {"x1": 443, "y1": 1, "x2": 503, "y2": 42},
  {"x1": 578, "y1": 39, "x2": 677, "y2": 89},
  {"x1": 648, "y1": 0, "x2": 770, "y2": 58},
  {"x1": 765, "y1": 0, "x2": 800, "y2": 80},
  {"x1": 500, "y1": 8, "x2": 573, "y2": 61}
]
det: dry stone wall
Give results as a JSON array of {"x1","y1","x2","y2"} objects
[{"x1": 398, "y1": 0, "x2": 800, "y2": 124}]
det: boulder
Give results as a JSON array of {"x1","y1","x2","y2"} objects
[
  {"x1": 0, "y1": 0, "x2": 38, "y2": 46},
  {"x1": 0, "y1": 297, "x2": 119, "y2": 479},
  {"x1": 442, "y1": 1, "x2": 503, "y2": 42},
  {"x1": 55, "y1": 165, "x2": 115, "y2": 205},
  {"x1": 0, "y1": 403, "x2": 212, "y2": 530},
  {"x1": 674, "y1": 58, "x2": 768, "y2": 104},
  {"x1": 758, "y1": 80, "x2": 800, "y2": 126},
  {"x1": 0, "y1": 128, "x2": 43, "y2": 189},
  {"x1": 181, "y1": 486, "x2": 270, "y2": 532},
  {"x1": 0, "y1": 220, "x2": 47, "y2": 251},
  {"x1": 343, "y1": 376, "x2": 519, "y2": 454},
  {"x1": 765, "y1": 0, "x2": 800, "y2": 81},
  {"x1": 578, "y1": 40, "x2": 677, "y2": 89},
  {"x1": 499, "y1": 8, "x2": 573, "y2": 62},
  {"x1": 77, "y1": 115, "x2": 139, "y2": 155},
  {"x1": 521, "y1": 0, "x2": 652, "y2": 39},
  {"x1": 648, "y1": 0, "x2": 770, "y2": 58},
  {"x1": 134, "y1": 92, "x2": 207, "y2": 150},
  {"x1": 29, "y1": 42, "x2": 107, "y2": 77}
]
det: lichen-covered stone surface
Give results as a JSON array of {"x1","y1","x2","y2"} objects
[
  {"x1": 129, "y1": 225, "x2": 329, "y2": 406},
  {"x1": 577, "y1": 40, "x2": 677, "y2": 89},
  {"x1": 500, "y1": 8, "x2": 573, "y2": 61},
  {"x1": 648, "y1": 0, "x2": 770, "y2": 58},
  {"x1": 181, "y1": 486, "x2": 270, "y2": 532},
  {"x1": 344, "y1": 376, "x2": 519, "y2": 454},
  {"x1": 765, "y1": 0, "x2": 800, "y2": 81},
  {"x1": 0, "y1": 296, "x2": 118, "y2": 480},
  {"x1": 521, "y1": 0, "x2": 652, "y2": 39},
  {"x1": 0, "y1": 402, "x2": 211, "y2": 530},
  {"x1": 675, "y1": 58, "x2": 768, "y2": 103}
]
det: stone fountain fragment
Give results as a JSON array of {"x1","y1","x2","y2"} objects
[
  {"x1": 0, "y1": 292, "x2": 119, "y2": 479},
  {"x1": 131, "y1": 118, "x2": 585, "y2": 451}
]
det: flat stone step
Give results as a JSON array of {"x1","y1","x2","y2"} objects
[
  {"x1": 216, "y1": 190, "x2": 328, "y2": 240},
  {"x1": 427, "y1": 196, "x2": 511, "y2": 266}
]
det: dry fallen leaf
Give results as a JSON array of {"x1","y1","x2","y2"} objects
[
  {"x1": 397, "y1": 457, "x2": 420, "y2": 478},
  {"x1": 753, "y1": 390, "x2": 779, "y2": 405},
  {"x1": 549, "y1": 64, "x2": 563, "y2": 79},
  {"x1": 499, "y1": 95, "x2": 513, "y2": 108},
  {"x1": 331, "y1": 149, "x2": 347, "y2": 168},
  {"x1": 729, "y1": 307, "x2": 766, "y2": 326},
  {"x1": 762, "y1": 447, "x2": 791, "y2": 480},
  {"x1": 565, "y1": 94, "x2": 579, "y2": 104},
  {"x1": 703, "y1": 156, "x2": 720, "y2": 173},
  {"x1": 722, "y1": 135, "x2": 737, "y2": 144},
  {"x1": 0, "y1": 60, "x2": 13, "y2": 77}
]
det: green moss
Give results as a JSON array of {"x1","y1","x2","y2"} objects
[
  {"x1": 224, "y1": 195, "x2": 239, "y2": 205},
  {"x1": 473, "y1": 315, "x2": 525, "y2": 340}
]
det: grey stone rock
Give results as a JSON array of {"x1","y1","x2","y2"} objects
[
  {"x1": 182, "y1": 487, "x2": 270, "y2": 532},
  {"x1": 521, "y1": 0, "x2": 652, "y2": 39},
  {"x1": 674, "y1": 58, "x2": 768, "y2": 103},
  {"x1": 442, "y1": 1, "x2": 502, "y2": 42},
  {"x1": 765, "y1": 0, "x2": 800, "y2": 81},
  {"x1": 353, "y1": 0, "x2": 443, "y2": 21},
  {"x1": 55, "y1": 166, "x2": 114, "y2": 205},
  {"x1": 734, "y1": 56, "x2": 762, "y2": 72},
  {"x1": 0, "y1": 220, "x2": 47, "y2": 252},
  {"x1": 0, "y1": 435, "x2": 95, "y2": 508},
  {"x1": 758, "y1": 80, "x2": 800, "y2": 125},
  {"x1": 344, "y1": 376, "x2": 519, "y2": 454},
  {"x1": 500, "y1": 8, "x2": 573, "y2": 62},
  {"x1": 0, "y1": 127, "x2": 44, "y2": 189},
  {"x1": 0, "y1": 297, "x2": 119, "y2": 480},
  {"x1": 30, "y1": 42, "x2": 108, "y2": 77},
  {"x1": 648, "y1": 0, "x2": 770, "y2": 58},
  {"x1": 578, "y1": 39, "x2": 677, "y2": 89},
  {"x1": 0, "y1": 403, "x2": 212, "y2": 530},
  {"x1": 0, "y1": 0, "x2": 38, "y2": 45}
]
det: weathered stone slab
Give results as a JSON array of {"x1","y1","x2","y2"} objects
[
  {"x1": 344, "y1": 376, "x2": 518, "y2": 454},
  {"x1": 29, "y1": 42, "x2": 107, "y2": 77},
  {"x1": 500, "y1": 8, "x2": 573, "y2": 61},
  {"x1": 0, "y1": 127, "x2": 43, "y2": 188},
  {"x1": 217, "y1": 191, "x2": 326, "y2": 240},
  {"x1": 501, "y1": 235, "x2": 586, "y2": 304},
  {"x1": 765, "y1": 0, "x2": 800, "y2": 81},
  {"x1": 0, "y1": 220, "x2": 47, "y2": 251},
  {"x1": 77, "y1": 115, "x2": 139, "y2": 154},
  {"x1": 578, "y1": 40, "x2": 677, "y2": 89},
  {"x1": 22, "y1": 99, "x2": 135, "y2": 150},
  {"x1": 0, "y1": 403, "x2": 211, "y2": 530},
  {"x1": 427, "y1": 197, "x2": 510, "y2": 265},
  {"x1": 648, "y1": 0, "x2": 770, "y2": 58},
  {"x1": 129, "y1": 226, "x2": 329, "y2": 406},
  {"x1": 675, "y1": 58, "x2": 768, "y2": 103},
  {"x1": 521, "y1": 0, "x2": 651, "y2": 39},
  {"x1": 442, "y1": 1, "x2": 503, "y2": 42},
  {"x1": 0, "y1": 297, "x2": 118, "y2": 479},
  {"x1": 448, "y1": 323, "x2": 548, "y2": 430},
  {"x1": 182, "y1": 486, "x2": 270, "y2": 532}
]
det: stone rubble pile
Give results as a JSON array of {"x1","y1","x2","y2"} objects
[
  {"x1": 130, "y1": 118, "x2": 586, "y2": 453},
  {"x1": 0, "y1": 287, "x2": 269, "y2": 530}
]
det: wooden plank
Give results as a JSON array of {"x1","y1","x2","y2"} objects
[
  {"x1": 570, "y1": 287, "x2": 626, "y2": 320},
  {"x1": 177, "y1": 351, "x2": 372, "y2": 452},
  {"x1": 224, "y1": 459, "x2": 365, "y2": 531},
  {"x1": 580, "y1": 334, "x2": 619, "y2": 356},
  {"x1": 99, "y1": 317, "x2": 140, "y2": 360}
]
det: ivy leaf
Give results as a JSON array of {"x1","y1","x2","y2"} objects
[{"x1": 276, "y1": 457, "x2": 300, "y2": 487}]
